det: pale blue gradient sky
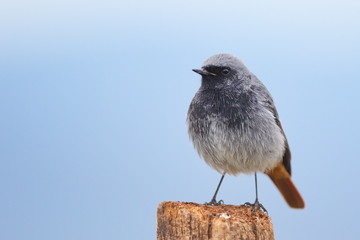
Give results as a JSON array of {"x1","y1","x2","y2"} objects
[{"x1": 0, "y1": 0, "x2": 359, "y2": 239}]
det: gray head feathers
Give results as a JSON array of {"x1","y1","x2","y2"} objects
[{"x1": 202, "y1": 53, "x2": 250, "y2": 74}]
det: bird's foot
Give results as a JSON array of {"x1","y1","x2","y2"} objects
[
  {"x1": 244, "y1": 199, "x2": 268, "y2": 214},
  {"x1": 205, "y1": 198, "x2": 224, "y2": 206}
]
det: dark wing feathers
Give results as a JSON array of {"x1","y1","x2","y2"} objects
[{"x1": 264, "y1": 100, "x2": 292, "y2": 175}]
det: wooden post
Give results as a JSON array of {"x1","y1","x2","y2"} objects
[{"x1": 157, "y1": 201, "x2": 274, "y2": 240}]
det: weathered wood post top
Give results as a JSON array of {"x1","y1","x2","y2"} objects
[{"x1": 157, "y1": 201, "x2": 274, "y2": 240}]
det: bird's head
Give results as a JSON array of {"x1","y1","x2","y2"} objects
[{"x1": 192, "y1": 53, "x2": 249, "y2": 89}]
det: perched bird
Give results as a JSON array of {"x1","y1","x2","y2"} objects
[{"x1": 187, "y1": 53, "x2": 305, "y2": 211}]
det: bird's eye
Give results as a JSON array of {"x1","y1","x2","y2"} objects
[{"x1": 221, "y1": 68, "x2": 230, "y2": 75}]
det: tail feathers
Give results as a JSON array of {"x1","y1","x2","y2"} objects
[{"x1": 266, "y1": 163, "x2": 305, "y2": 209}]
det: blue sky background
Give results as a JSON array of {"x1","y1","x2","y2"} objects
[{"x1": 1, "y1": 0, "x2": 359, "y2": 239}]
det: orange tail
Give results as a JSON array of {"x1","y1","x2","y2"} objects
[{"x1": 266, "y1": 163, "x2": 305, "y2": 209}]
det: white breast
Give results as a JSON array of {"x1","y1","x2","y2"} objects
[{"x1": 191, "y1": 115, "x2": 285, "y2": 175}]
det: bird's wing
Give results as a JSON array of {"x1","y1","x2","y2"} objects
[
  {"x1": 248, "y1": 74, "x2": 291, "y2": 175},
  {"x1": 264, "y1": 99, "x2": 292, "y2": 175}
]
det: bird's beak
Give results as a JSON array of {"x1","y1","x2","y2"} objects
[{"x1": 192, "y1": 69, "x2": 217, "y2": 77}]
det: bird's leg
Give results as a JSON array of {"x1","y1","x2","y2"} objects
[
  {"x1": 244, "y1": 172, "x2": 268, "y2": 214},
  {"x1": 205, "y1": 173, "x2": 225, "y2": 205}
]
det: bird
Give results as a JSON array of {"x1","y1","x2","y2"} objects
[{"x1": 187, "y1": 53, "x2": 305, "y2": 211}]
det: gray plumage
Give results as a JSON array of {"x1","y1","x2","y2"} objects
[{"x1": 187, "y1": 53, "x2": 291, "y2": 176}]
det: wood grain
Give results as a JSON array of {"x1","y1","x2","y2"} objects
[{"x1": 157, "y1": 201, "x2": 274, "y2": 240}]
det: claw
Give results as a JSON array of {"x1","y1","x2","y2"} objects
[
  {"x1": 205, "y1": 198, "x2": 224, "y2": 206},
  {"x1": 244, "y1": 200, "x2": 268, "y2": 214}
]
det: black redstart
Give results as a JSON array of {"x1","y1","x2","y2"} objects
[{"x1": 187, "y1": 53, "x2": 305, "y2": 211}]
